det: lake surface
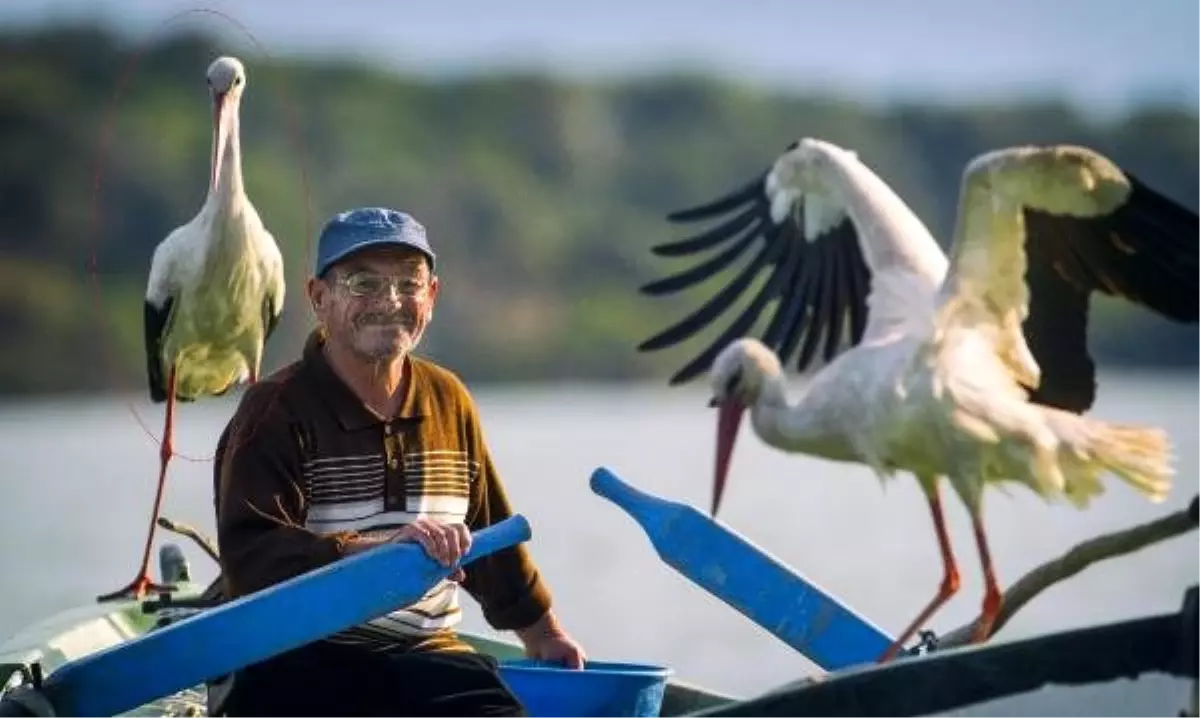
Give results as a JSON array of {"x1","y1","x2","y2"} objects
[{"x1": 0, "y1": 372, "x2": 1195, "y2": 713}]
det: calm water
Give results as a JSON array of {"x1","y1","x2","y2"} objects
[{"x1": 0, "y1": 373, "x2": 1196, "y2": 712}]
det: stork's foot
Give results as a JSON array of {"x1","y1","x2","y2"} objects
[
  {"x1": 96, "y1": 572, "x2": 176, "y2": 603},
  {"x1": 970, "y1": 590, "x2": 1003, "y2": 643},
  {"x1": 970, "y1": 616, "x2": 996, "y2": 643}
]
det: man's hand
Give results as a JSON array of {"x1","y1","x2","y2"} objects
[
  {"x1": 345, "y1": 517, "x2": 472, "y2": 581},
  {"x1": 515, "y1": 611, "x2": 586, "y2": 669}
]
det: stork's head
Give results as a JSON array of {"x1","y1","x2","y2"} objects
[
  {"x1": 207, "y1": 56, "x2": 246, "y2": 99},
  {"x1": 206, "y1": 56, "x2": 246, "y2": 193},
  {"x1": 707, "y1": 338, "x2": 782, "y2": 517}
]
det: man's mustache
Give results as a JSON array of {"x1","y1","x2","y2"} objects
[{"x1": 356, "y1": 312, "x2": 413, "y2": 327}]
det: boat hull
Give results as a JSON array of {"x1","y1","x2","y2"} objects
[{"x1": 0, "y1": 580, "x2": 735, "y2": 716}]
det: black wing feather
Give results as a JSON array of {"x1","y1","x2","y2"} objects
[
  {"x1": 1021, "y1": 173, "x2": 1198, "y2": 413},
  {"x1": 144, "y1": 297, "x2": 174, "y2": 403},
  {"x1": 263, "y1": 293, "x2": 282, "y2": 347},
  {"x1": 666, "y1": 177, "x2": 763, "y2": 223},
  {"x1": 660, "y1": 223, "x2": 802, "y2": 385},
  {"x1": 652, "y1": 204, "x2": 763, "y2": 257},
  {"x1": 639, "y1": 164, "x2": 874, "y2": 385},
  {"x1": 820, "y1": 235, "x2": 849, "y2": 363},
  {"x1": 775, "y1": 237, "x2": 825, "y2": 362},
  {"x1": 759, "y1": 222, "x2": 810, "y2": 349},
  {"x1": 844, "y1": 240, "x2": 871, "y2": 343},
  {"x1": 638, "y1": 221, "x2": 784, "y2": 353},
  {"x1": 642, "y1": 214, "x2": 765, "y2": 295},
  {"x1": 793, "y1": 240, "x2": 834, "y2": 370}
]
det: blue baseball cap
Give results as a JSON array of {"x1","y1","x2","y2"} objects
[{"x1": 314, "y1": 207, "x2": 436, "y2": 277}]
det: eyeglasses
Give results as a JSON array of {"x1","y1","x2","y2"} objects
[{"x1": 335, "y1": 271, "x2": 429, "y2": 299}]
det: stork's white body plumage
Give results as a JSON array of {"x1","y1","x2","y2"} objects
[
  {"x1": 102, "y1": 56, "x2": 285, "y2": 602},
  {"x1": 145, "y1": 178, "x2": 285, "y2": 398},
  {"x1": 641, "y1": 138, "x2": 1196, "y2": 661}
]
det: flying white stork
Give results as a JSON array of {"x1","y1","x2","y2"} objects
[
  {"x1": 638, "y1": 138, "x2": 1197, "y2": 662},
  {"x1": 98, "y1": 56, "x2": 286, "y2": 602}
]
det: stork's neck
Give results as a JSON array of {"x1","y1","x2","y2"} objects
[
  {"x1": 747, "y1": 373, "x2": 792, "y2": 441},
  {"x1": 750, "y1": 374, "x2": 848, "y2": 458}
]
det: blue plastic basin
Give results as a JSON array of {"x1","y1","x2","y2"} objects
[{"x1": 498, "y1": 659, "x2": 672, "y2": 717}]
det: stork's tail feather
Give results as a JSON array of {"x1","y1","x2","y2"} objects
[{"x1": 1050, "y1": 414, "x2": 1173, "y2": 507}]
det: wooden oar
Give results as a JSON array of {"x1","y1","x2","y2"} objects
[{"x1": 591, "y1": 467, "x2": 895, "y2": 670}]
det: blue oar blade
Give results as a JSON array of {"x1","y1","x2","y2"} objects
[
  {"x1": 44, "y1": 514, "x2": 532, "y2": 717},
  {"x1": 591, "y1": 467, "x2": 893, "y2": 670}
]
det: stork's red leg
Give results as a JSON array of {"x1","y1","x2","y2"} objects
[
  {"x1": 97, "y1": 365, "x2": 178, "y2": 602},
  {"x1": 968, "y1": 512, "x2": 1003, "y2": 643},
  {"x1": 877, "y1": 483, "x2": 961, "y2": 663}
]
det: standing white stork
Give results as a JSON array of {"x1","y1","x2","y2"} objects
[
  {"x1": 98, "y1": 56, "x2": 286, "y2": 602},
  {"x1": 638, "y1": 138, "x2": 1197, "y2": 662}
]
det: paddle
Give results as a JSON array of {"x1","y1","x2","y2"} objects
[
  {"x1": 40, "y1": 514, "x2": 532, "y2": 717},
  {"x1": 590, "y1": 467, "x2": 895, "y2": 671}
]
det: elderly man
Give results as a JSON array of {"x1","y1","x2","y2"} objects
[{"x1": 213, "y1": 207, "x2": 585, "y2": 716}]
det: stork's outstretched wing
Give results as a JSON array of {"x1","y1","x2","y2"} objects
[
  {"x1": 937, "y1": 144, "x2": 1199, "y2": 413},
  {"x1": 1021, "y1": 173, "x2": 1198, "y2": 412},
  {"x1": 638, "y1": 158, "x2": 872, "y2": 386}
]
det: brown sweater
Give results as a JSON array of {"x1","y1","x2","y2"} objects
[{"x1": 213, "y1": 330, "x2": 552, "y2": 646}]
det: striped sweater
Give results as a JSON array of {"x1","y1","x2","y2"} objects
[{"x1": 214, "y1": 330, "x2": 552, "y2": 652}]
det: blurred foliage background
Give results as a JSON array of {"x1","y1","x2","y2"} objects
[{"x1": 1, "y1": 23, "x2": 1196, "y2": 396}]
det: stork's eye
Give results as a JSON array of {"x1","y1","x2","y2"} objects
[
  {"x1": 725, "y1": 367, "x2": 744, "y2": 395},
  {"x1": 235, "y1": 76, "x2": 243, "y2": 86}
]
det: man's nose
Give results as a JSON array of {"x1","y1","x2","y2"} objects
[{"x1": 374, "y1": 283, "x2": 405, "y2": 305}]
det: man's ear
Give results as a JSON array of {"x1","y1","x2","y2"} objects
[{"x1": 306, "y1": 276, "x2": 325, "y2": 313}]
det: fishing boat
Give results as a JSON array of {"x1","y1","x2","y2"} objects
[
  {"x1": 1, "y1": 468, "x2": 1195, "y2": 717},
  {"x1": 0, "y1": 576, "x2": 734, "y2": 717}
]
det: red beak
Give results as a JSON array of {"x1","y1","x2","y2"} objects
[{"x1": 712, "y1": 398, "x2": 745, "y2": 517}]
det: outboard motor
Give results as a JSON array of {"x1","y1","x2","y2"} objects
[
  {"x1": 0, "y1": 666, "x2": 53, "y2": 717},
  {"x1": 0, "y1": 687, "x2": 51, "y2": 717},
  {"x1": 159, "y1": 543, "x2": 191, "y2": 585}
]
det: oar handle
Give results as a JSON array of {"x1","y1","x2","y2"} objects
[
  {"x1": 462, "y1": 514, "x2": 532, "y2": 565},
  {"x1": 590, "y1": 467, "x2": 661, "y2": 517}
]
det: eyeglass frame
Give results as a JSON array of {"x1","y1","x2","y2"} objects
[{"x1": 331, "y1": 270, "x2": 432, "y2": 300}]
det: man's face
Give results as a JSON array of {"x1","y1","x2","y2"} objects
[{"x1": 308, "y1": 246, "x2": 439, "y2": 362}]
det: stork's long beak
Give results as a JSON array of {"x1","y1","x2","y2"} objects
[
  {"x1": 711, "y1": 396, "x2": 745, "y2": 518},
  {"x1": 210, "y1": 90, "x2": 229, "y2": 192}
]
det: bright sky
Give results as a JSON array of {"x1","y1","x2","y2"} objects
[{"x1": 4, "y1": 0, "x2": 1197, "y2": 112}]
